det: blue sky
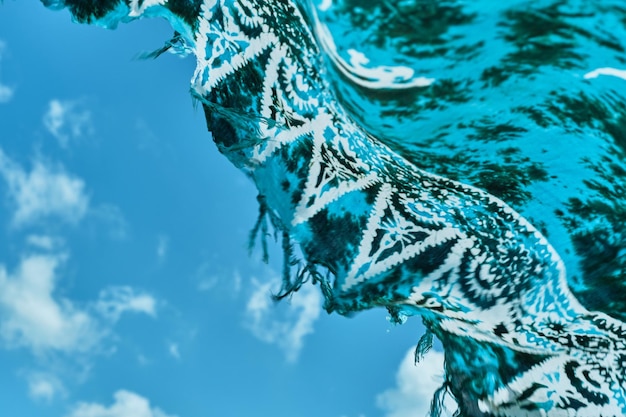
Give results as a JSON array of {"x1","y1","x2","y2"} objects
[{"x1": 0, "y1": 2, "x2": 448, "y2": 417}]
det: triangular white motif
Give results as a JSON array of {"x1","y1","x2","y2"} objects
[
  {"x1": 343, "y1": 183, "x2": 464, "y2": 291},
  {"x1": 292, "y1": 123, "x2": 378, "y2": 225}
]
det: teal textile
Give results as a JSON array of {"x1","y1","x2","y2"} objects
[{"x1": 36, "y1": 1, "x2": 626, "y2": 415}]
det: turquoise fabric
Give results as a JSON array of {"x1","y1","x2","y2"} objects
[{"x1": 37, "y1": 1, "x2": 626, "y2": 415}]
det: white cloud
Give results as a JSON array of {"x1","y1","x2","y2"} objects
[
  {"x1": 66, "y1": 390, "x2": 178, "y2": 417},
  {"x1": 0, "y1": 149, "x2": 89, "y2": 228},
  {"x1": 43, "y1": 99, "x2": 94, "y2": 147},
  {"x1": 26, "y1": 371, "x2": 66, "y2": 402},
  {"x1": 377, "y1": 349, "x2": 457, "y2": 417},
  {"x1": 244, "y1": 277, "x2": 322, "y2": 363},
  {"x1": 95, "y1": 286, "x2": 157, "y2": 322},
  {"x1": 0, "y1": 254, "x2": 156, "y2": 358},
  {"x1": 0, "y1": 254, "x2": 101, "y2": 354}
]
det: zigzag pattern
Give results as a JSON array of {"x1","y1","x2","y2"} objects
[
  {"x1": 184, "y1": 1, "x2": 626, "y2": 415},
  {"x1": 40, "y1": 1, "x2": 626, "y2": 415}
]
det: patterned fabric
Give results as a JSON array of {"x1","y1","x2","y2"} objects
[{"x1": 39, "y1": 1, "x2": 626, "y2": 415}]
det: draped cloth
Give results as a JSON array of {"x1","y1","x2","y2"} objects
[{"x1": 38, "y1": 1, "x2": 626, "y2": 415}]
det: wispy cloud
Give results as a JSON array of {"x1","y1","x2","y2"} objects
[
  {"x1": 377, "y1": 349, "x2": 456, "y2": 417},
  {"x1": 244, "y1": 277, "x2": 322, "y2": 363},
  {"x1": 0, "y1": 83, "x2": 13, "y2": 103},
  {"x1": 194, "y1": 260, "x2": 220, "y2": 292},
  {"x1": 0, "y1": 40, "x2": 15, "y2": 104},
  {"x1": 156, "y1": 234, "x2": 168, "y2": 262},
  {"x1": 167, "y1": 342, "x2": 180, "y2": 360},
  {"x1": 25, "y1": 371, "x2": 67, "y2": 402},
  {"x1": 233, "y1": 270, "x2": 242, "y2": 293},
  {"x1": 0, "y1": 149, "x2": 89, "y2": 228},
  {"x1": 43, "y1": 99, "x2": 94, "y2": 148},
  {"x1": 0, "y1": 251, "x2": 158, "y2": 357},
  {"x1": 95, "y1": 286, "x2": 157, "y2": 322},
  {"x1": 196, "y1": 276, "x2": 218, "y2": 291},
  {"x1": 66, "y1": 390, "x2": 178, "y2": 417},
  {"x1": 26, "y1": 235, "x2": 64, "y2": 251},
  {"x1": 90, "y1": 204, "x2": 129, "y2": 240},
  {"x1": 0, "y1": 254, "x2": 101, "y2": 354},
  {"x1": 134, "y1": 118, "x2": 161, "y2": 154}
]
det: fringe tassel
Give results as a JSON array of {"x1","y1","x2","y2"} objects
[
  {"x1": 248, "y1": 195, "x2": 271, "y2": 263},
  {"x1": 190, "y1": 90, "x2": 277, "y2": 152},
  {"x1": 430, "y1": 380, "x2": 460, "y2": 417},
  {"x1": 248, "y1": 193, "x2": 336, "y2": 311},
  {"x1": 138, "y1": 31, "x2": 193, "y2": 59},
  {"x1": 415, "y1": 328, "x2": 434, "y2": 364}
]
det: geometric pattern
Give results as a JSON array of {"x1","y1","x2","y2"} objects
[{"x1": 42, "y1": 1, "x2": 626, "y2": 415}]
